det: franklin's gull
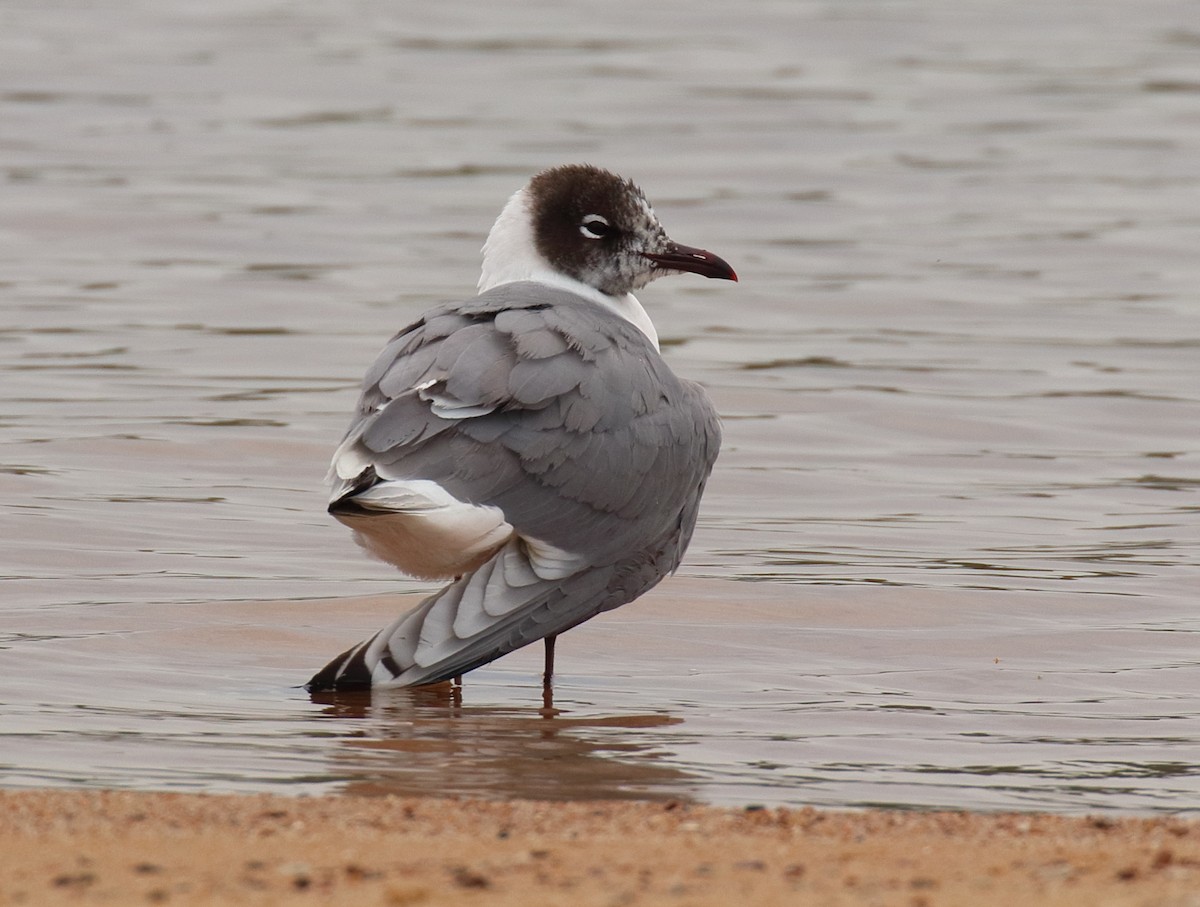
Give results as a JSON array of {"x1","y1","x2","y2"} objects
[{"x1": 307, "y1": 163, "x2": 736, "y2": 691}]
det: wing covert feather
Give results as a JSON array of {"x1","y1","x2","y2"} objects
[{"x1": 331, "y1": 281, "x2": 721, "y2": 568}]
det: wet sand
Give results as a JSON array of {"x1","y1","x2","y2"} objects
[{"x1": 2, "y1": 791, "x2": 1196, "y2": 906}]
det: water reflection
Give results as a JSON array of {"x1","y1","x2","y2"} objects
[
  {"x1": 5, "y1": 0, "x2": 1200, "y2": 813},
  {"x1": 310, "y1": 686, "x2": 695, "y2": 801}
]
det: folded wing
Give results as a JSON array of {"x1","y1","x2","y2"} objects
[{"x1": 312, "y1": 280, "x2": 720, "y2": 689}]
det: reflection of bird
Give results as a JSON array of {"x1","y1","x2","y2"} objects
[
  {"x1": 307, "y1": 164, "x2": 736, "y2": 692},
  {"x1": 311, "y1": 687, "x2": 694, "y2": 801}
]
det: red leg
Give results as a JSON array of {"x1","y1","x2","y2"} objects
[{"x1": 543, "y1": 635, "x2": 557, "y2": 688}]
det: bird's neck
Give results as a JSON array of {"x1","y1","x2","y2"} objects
[{"x1": 477, "y1": 188, "x2": 660, "y2": 350}]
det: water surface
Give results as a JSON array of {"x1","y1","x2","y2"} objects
[{"x1": 3, "y1": 0, "x2": 1199, "y2": 812}]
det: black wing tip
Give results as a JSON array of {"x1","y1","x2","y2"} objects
[
  {"x1": 306, "y1": 643, "x2": 374, "y2": 692},
  {"x1": 327, "y1": 466, "x2": 380, "y2": 515},
  {"x1": 326, "y1": 463, "x2": 381, "y2": 513},
  {"x1": 327, "y1": 497, "x2": 372, "y2": 517}
]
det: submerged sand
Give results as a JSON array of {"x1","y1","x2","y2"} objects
[{"x1": 1, "y1": 791, "x2": 1196, "y2": 906}]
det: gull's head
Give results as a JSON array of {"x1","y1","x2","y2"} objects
[{"x1": 479, "y1": 164, "x2": 737, "y2": 299}]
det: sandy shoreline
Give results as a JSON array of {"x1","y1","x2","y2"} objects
[{"x1": 1, "y1": 791, "x2": 1196, "y2": 906}]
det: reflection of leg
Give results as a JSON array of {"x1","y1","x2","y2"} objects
[{"x1": 543, "y1": 635, "x2": 557, "y2": 688}]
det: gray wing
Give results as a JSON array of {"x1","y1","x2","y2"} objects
[
  {"x1": 333, "y1": 280, "x2": 720, "y2": 567},
  {"x1": 311, "y1": 281, "x2": 720, "y2": 689}
]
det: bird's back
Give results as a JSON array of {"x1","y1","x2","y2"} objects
[{"x1": 310, "y1": 282, "x2": 720, "y2": 689}]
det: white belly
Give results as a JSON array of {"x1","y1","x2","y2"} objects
[{"x1": 333, "y1": 479, "x2": 514, "y2": 579}]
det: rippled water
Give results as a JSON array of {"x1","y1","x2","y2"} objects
[{"x1": 3, "y1": 0, "x2": 1199, "y2": 812}]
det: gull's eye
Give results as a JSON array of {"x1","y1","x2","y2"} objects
[{"x1": 579, "y1": 214, "x2": 612, "y2": 240}]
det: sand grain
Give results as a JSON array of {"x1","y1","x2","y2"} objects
[{"x1": 1, "y1": 791, "x2": 1197, "y2": 905}]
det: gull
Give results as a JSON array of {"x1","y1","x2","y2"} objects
[{"x1": 307, "y1": 163, "x2": 736, "y2": 692}]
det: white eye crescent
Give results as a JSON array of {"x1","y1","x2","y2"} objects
[{"x1": 579, "y1": 214, "x2": 611, "y2": 240}]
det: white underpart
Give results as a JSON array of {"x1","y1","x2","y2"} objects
[
  {"x1": 334, "y1": 474, "x2": 586, "y2": 583},
  {"x1": 478, "y1": 187, "x2": 660, "y2": 350},
  {"x1": 337, "y1": 477, "x2": 515, "y2": 580},
  {"x1": 329, "y1": 403, "x2": 589, "y2": 582}
]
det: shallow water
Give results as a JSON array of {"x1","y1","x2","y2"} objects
[{"x1": 2, "y1": 0, "x2": 1199, "y2": 812}]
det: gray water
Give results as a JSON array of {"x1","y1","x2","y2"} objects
[{"x1": 2, "y1": 0, "x2": 1199, "y2": 812}]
